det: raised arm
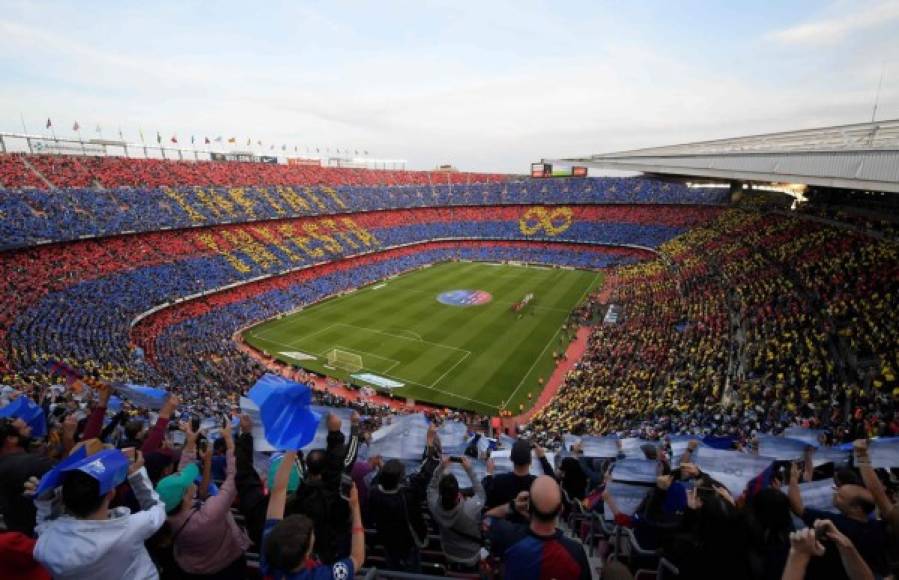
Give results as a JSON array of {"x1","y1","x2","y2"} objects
[
  {"x1": 141, "y1": 395, "x2": 179, "y2": 454},
  {"x1": 81, "y1": 384, "x2": 111, "y2": 440},
  {"x1": 782, "y1": 528, "x2": 824, "y2": 580},
  {"x1": 177, "y1": 420, "x2": 199, "y2": 471},
  {"x1": 854, "y1": 439, "x2": 894, "y2": 516},
  {"x1": 814, "y1": 519, "x2": 874, "y2": 580},
  {"x1": 266, "y1": 449, "x2": 297, "y2": 521},
  {"x1": 787, "y1": 462, "x2": 804, "y2": 517},
  {"x1": 534, "y1": 443, "x2": 555, "y2": 478},
  {"x1": 802, "y1": 446, "x2": 814, "y2": 483},
  {"x1": 126, "y1": 452, "x2": 167, "y2": 540},
  {"x1": 348, "y1": 483, "x2": 365, "y2": 573},
  {"x1": 195, "y1": 422, "x2": 236, "y2": 521}
]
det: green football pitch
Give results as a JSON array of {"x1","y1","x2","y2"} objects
[{"x1": 243, "y1": 261, "x2": 603, "y2": 415}]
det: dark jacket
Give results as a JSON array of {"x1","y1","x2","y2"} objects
[
  {"x1": 0, "y1": 451, "x2": 54, "y2": 536},
  {"x1": 286, "y1": 427, "x2": 360, "y2": 564},
  {"x1": 482, "y1": 456, "x2": 554, "y2": 509},
  {"x1": 368, "y1": 450, "x2": 439, "y2": 558}
]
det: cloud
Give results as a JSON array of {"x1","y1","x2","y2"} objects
[{"x1": 770, "y1": 0, "x2": 899, "y2": 46}]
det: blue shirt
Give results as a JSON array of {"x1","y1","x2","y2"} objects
[{"x1": 261, "y1": 518, "x2": 355, "y2": 580}]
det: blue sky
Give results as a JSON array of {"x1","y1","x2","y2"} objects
[{"x1": 1, "y1": 0, "x2": 897, "y2": 171}]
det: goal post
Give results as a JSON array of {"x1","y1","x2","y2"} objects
[{"x1": 326, "y1": 349, "x2": 363, "y2": 372}]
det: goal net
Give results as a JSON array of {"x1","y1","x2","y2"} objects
[{"x1": 326, "y1": 349, "x2": 363, "y2": 372}]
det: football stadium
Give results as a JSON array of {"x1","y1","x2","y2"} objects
[{"x1": 1, "y1": 3, "x2": 898, "y2": 579}]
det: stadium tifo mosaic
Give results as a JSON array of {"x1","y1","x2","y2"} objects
[{"x1": 436, "y1": 289, "x2": 493, "y2": 307}]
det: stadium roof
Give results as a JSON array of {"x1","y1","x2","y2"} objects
[{"x1": 545, "y1": 119, "x2": 899, "y2": 193}]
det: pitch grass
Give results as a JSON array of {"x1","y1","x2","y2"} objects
[{"x1": 243, "y1": 261, "x2": 603, "y2": 415}]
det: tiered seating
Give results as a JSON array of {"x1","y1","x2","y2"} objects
[
  {"x1": 529, "y1": 207, "x2": 899, "y2": 443},
  {"x1": 0, "y1": 153, "x2": 509, "y2": 189},
  {"x1": 0, "y1": 154, "x2": 44, "y2": 188},
  {"x1": 0, "y1": 171, "x2": 721, "y2": 395},
  {"x1": 0, "y1": 177, "x2": 728, "y2": 249}
]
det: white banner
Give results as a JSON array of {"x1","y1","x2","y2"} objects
[
  {"x1": 611, "y1": 459, "x2": 659, "y2": 483},
  {"x1": 799, "y1": 480, "x2": 838, "y2": 513},
  {"x1": 694, "y1": 448, "x2": 774, "y2": 496},
  {"x1": 603, "y1": 482, "x2": 650, "y2": 520},
  {"x1": 869, "y1": 438, "x2": 899, "y2": 468},
  {"x1": 758, "y1": 435, "x2": 813, "y2": 461}
]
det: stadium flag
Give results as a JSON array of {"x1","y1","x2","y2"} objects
[
  {"x1": 246, "y1": 138, "x2": 251, "y2": 146},
  {"x1": 812, "y1": 447, "x2": 850, "y2": 467},
  {"x1": 282, "y1": 144, "x2": 286, "y2": 151},
  {"x1": 204, "y1": 136, "x2": 210, "y2": 144},
  {"x1": 783, "y1": 428, "x2": 826, "y2": 448},
  {"x1": 603, "y1": 482, "x2": 650, "y2": 520},
  {"x1": 139, "y1": 129, "x2": 145, "y2": 143},
  {"x1": 227, "y1": 137, "x2": 236, "y2": 143},
  {"x1": 113, "y1": 383, "x2": 169, "y2": 410},
  {"x1": 436, "y1": 420, "x2": 471, "y2": 455},
  {"x1": 72, "y1": 121, "x2": 80, "y2": 132},
  {"x1": 367, "y1": 413, "x2": 430, "y2": 461},
  {"x1": 620, "y1": 437, "x2": 658, "y2": 459},
  {"x1": 869, "y1": 437, "x2": 899, "y2": 468},
  {"x1": 171, "y1": 135, "x2": 178, "y2": 144},
  {"x1": 757, "y1": 435, "x2": 814, "y2": 460},
  {"x1": 611, "y1": 459, "x2": 659, "y2": 483},
  {"x1": 668, "y1": 435, "x2": 705, "y2": 458},
  {"x1": 490, "y1": 447, "x2": 555, "y2": 476},
  {"x1": 43, "y1": 360, "x2": 87, "y2": 393},
  {"x1": 257, "y1": 140, "x2": 262, "y2": 146},
  {"x1": 744, "y1": 464, "x2": 775, "y2": 500},
  {"x1": 156, "y1": 131, "x2": 162, "y2": 144},
  {"x1": 95, "y1": 124, "x2": 102, "y2": 134},
  {"x1": 190, "y1": 135, "x2": 195, "y2": 145},
  {"x1": 694, "y1": 448, "x2": 775, "y2": 496},
  {"x1": 46, "y1": 118, "x2": 52, "y2": 129},
  {"x1": 563, "y1": 433, "x2": 619, "y2": 457},
  {"x1": 799, "y1": 480, "x2": 839, "y2": 513},
  {"x1": 214, "y1": 136, "x2": 222, "y2": 142},
  {"x1": 117, "y1": 127, "x2": 124, "y2": 140},
  {"x1": 247, "y1": 374, "x2": 320, "y2": 450}
]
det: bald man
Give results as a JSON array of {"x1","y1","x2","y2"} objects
[
  {"x1": 788, "y1": 463, "x2": 888, "y2": 578},
  {"x1": 484, "y1": 475, "x2": 592, "y2": 580}
]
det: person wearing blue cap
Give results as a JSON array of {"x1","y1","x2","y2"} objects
[{"x1": 32, "y1": 448, "x2": 167, "y2": 579}]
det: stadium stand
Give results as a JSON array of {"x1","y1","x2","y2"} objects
[{"x1": 1, "y1": 152, "x2": 897, "y2": 579}]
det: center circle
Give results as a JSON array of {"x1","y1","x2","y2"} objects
[{"x1": 436, "y1": 289, "x2": 493, "y2": 307}]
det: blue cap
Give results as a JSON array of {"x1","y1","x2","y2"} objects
[
  {"x1": 0, "y1": 396, "x2": 46, "y2": 438},
  {"x1": 66, "y1": 449, "x2": 130, "y2": 495},
  {"x1": 35, "y1": 445, "x2": 89, "y2": 497}
]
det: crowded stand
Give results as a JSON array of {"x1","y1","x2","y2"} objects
[
  {"x1": 1, "y1": 203, "x2": 717, "y2": 383},
  {"x1": 0, "y1": 174, "x2": 727, "y2": 250},
  {"x1": 530, "y1": 207, "x2": 898, "y2": 444},
  {"x1": 0, "y1": 151, "x2": 897, "y2": 579},
  {"x1": 0, "y1": 153, "x2": 510, "y2": 189}
]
